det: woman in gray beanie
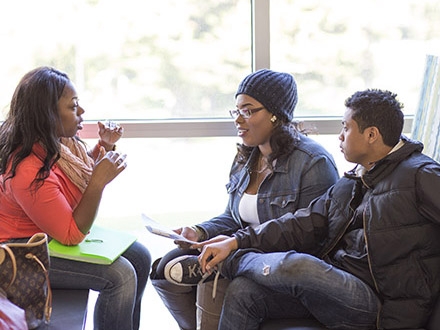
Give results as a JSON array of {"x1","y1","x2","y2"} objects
[{"x1": 150, "y1": 69, "x2": 339, "y2": 330}]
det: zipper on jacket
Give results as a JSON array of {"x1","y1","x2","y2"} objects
[{"x1": 362, "y1": 199, "x2": 382, "y2": 329}]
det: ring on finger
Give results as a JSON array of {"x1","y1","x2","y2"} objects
[{"x1": 116, "y1": 159, "x2": 123, "y2": 166}]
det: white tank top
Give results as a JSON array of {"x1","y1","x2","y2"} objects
[{"x1": 238, "y1": 193, "x2": 260, "y2": 228}]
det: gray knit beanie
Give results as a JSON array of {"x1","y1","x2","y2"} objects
[{"x1": 235, "y1": 69, "x2": 298, "y2": 122}]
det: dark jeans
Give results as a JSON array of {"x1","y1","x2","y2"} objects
[
  {"x1": 219, "y1": 250, "x2": 380, "y2": 330},
  {"x1": 50, "y1": 241, "x2": 151, "y2": 330}
]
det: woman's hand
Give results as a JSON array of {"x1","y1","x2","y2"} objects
[
  {"x1": 172, "y1": 226, "x2": 199, "y2": 249},
  {"x1": 97, "y1": 121, "x2": 123, "y2": 150},
  {"x1": 175, "y1": 226, "x2": 199, "y2": 241},
  {"x1": 89, "y1": 150, "x2": 127, "y2": 188},
  {"x1": 195, "y1": 236, "x2": 238, "y2": 273}
]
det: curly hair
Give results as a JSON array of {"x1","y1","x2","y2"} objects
[
  {"x1": 0, "y1": 66, "x2": 70, "y2": 189},
  {"x1": 345, "y1": 89, "x2": 404, "y2": 147}
]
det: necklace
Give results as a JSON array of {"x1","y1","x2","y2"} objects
[
  {"x1": 253, "y1": 156, "x2": 269, "y2": 174},
  {"x1": 255, "y1": 164, "x2": 268, "y2": 173},
  {"x1": 247, "y1": 155, "x2": 270, "y2": 194}
]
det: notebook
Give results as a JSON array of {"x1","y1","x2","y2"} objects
[{"x1": 48, "y1": 225, "x2": 137, "y2": 265}]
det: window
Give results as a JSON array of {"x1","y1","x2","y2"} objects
[
  {"x1": 270, "y1": 0, "x2": 440, "y2": 116},
  {"x1": 1, "y1": 1, "x2": 438, "y2": 121},
  {"x1": 0, "y1": 0, "x2": 251, "y2": 120}
]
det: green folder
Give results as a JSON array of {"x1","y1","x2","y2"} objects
[{"x1": 48, "y1": 225, "x2": 137, "y2": 265}]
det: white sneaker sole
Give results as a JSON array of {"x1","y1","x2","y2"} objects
[{"x1": 164, "y1": 255, "x2": 201, "y2": 287}]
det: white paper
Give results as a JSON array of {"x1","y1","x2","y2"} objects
[{"x1": 141, "y1": 213, "x2": 197, "y2": 244}]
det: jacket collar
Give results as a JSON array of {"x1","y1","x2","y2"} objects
[{"x1": 345, "y1": 135, "x2": 424, "y2": 188}]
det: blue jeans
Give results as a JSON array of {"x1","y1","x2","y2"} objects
[
  {"x1": 49, "y1": 241, "x2": 151, "y2": 330},
  {"x1": 220, "y1": 250, "x2": 380, "y2": 330}
]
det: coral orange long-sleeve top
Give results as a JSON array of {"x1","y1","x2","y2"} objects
[{"x1": 0, "y1": 143, "x2": 86, "y2": 245}]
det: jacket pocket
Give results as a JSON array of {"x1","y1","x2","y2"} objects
[{"x1": 270, "y1": 193, "x2": 298, "y2": 210}]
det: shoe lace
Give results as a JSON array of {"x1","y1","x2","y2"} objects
[{"x1": 198, "y1": 262, "x2": 222, "y2": 301}]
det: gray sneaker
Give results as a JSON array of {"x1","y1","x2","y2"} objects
[{"x1": 164, "y1": 255, "x2": 214, "y2": 286}]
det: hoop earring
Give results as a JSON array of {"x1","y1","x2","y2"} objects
[{"x1": 270, "y1": 115, "x2": 277, "y2": 123}]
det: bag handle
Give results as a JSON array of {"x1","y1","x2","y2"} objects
[
  {"x1": 26, "y1": 250, "x2": 53, "y2": 323},
  {"x1": 0, "y1": 233, "x2": 52, "y2": 323},
  {"x1": 5, "y1": 232, "x2": 48, "y2": 248},
  {"x1": 0, "y1": 244, "x2": 17, "y2": 289},
  {"x1": 0, "y1": 232, "x2": 47, "y2": 288}
]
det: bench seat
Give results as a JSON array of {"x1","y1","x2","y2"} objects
[
  {"x1": 37, "y1": 289, "x2": 89, "y2": 330},
  {"x1": 40, "y1": 289, "x2": 439, "y2": 330},
  {"x1": 260, "y1": 295, "x2": 440, "y2": 330}
]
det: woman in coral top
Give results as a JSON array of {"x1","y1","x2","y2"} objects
[{"x1": 0, "y1": 66, "x2": 151, "y2": 330}]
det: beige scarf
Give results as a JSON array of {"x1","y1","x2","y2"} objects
[{"x1": 57, "y1": 137, "x2": 94, "y2": 193}]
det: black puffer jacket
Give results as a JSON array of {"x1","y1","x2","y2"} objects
[{"x1": 235, "y1": 137, "x2": 440, "y2": 329}]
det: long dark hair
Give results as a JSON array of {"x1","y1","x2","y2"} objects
[
  {"x1": 0, "y1": 66, "x2": 70, "y2": 189},
  {"x1": 236, "y1": 120, "x2": 304, "y2": 167}
]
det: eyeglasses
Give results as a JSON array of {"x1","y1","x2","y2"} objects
[{"x1": 229, "y1": 106, "x2": 265, "y2": 119}]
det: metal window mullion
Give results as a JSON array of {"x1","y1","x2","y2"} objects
[{"x1": 252, "y1": 0, "x2": 270, "y2": 71}]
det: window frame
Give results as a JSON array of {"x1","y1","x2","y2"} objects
[{"x1": 80, "y1": 115, "x2": 413, "y2": 139}]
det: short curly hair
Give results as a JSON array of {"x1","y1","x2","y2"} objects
[{"x1": 345, "y1": 89, "x2": 404, "y2": 147}]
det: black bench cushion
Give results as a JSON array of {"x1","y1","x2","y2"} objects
[
  {"x1": 38, "y1": 289, "x2": 439, "y2": 330},
  {"x1": 260, "y1": 295, "x2": 440, "y2": 330},
  {"x1": 37, "y1": 289, "x2": 89, "y2": 330}
]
